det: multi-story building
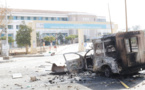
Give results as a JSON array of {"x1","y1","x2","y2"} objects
[{"x1": 0, "y1": 9, "x2": 117, "y2": 47}]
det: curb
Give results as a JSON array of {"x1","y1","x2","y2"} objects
[
  {"x1": 0, "y1": 60, "x2": 14, "y2": 63},
  {"x1": 13, "y1": 54, "x2": 44, "y2": 57}
]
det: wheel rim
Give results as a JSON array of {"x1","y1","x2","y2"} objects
[{"x1": 105, "y1": 68, "x2": 110, "y2": 77}]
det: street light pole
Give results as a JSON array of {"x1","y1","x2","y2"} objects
[
  {"x1": 5, "y1": 0, "x2": 9, "y2": 57},
  {"x1": 125, "y1": 0, "x2": 128, "y2": 32}
]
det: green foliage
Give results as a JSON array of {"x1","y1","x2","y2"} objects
[
  {"x1": 57, "y1": 33, "x2": 64, "y2": 44},
  {"x1": 65, "y1": 35, "x2": 78, "y2": 40},
  {"x1": 43, "y1": 36, "x2": 55, "y2": 42},
  {"x1": 65, "y1": 36, "x2": 71, "y2": 40},
  {"x1": 8, "y1": 37, "x2": 14, "y2": 43},
  {"x1": 16, "y1": 22, "x2": 32, "y2": 47},
  {"x1": 36, "y1": 32, "x2": 40, "y2": 40},
  {"x1": 0, "y1": 36, "x2": 14, "y2": 43},
  {"x1": 0, "y1": 36, "x2": 6, "y2": 40}
]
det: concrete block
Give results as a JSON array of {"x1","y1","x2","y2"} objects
[
  {"x1": 3, "y1": 56, "x2": 13, "y2": 60},
  {"x1": 12, "y1": 73, "x2": 22, "y2": 79}
]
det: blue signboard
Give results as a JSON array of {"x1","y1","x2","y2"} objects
[{"x1": 43, "y1": 23, "x2": 107, "y2": 29}]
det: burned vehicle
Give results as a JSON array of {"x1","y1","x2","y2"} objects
[{"x1": 63, "y1": 31, "x2": 145, "y2": 77}]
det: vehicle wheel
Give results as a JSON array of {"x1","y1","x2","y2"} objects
[{"x1": 104, "y1": 67, "x2": 112, "y2": 78}]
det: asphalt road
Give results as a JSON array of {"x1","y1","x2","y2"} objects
[{"x1": 0, "y1": 43, "x2": 145, "y2": 90}]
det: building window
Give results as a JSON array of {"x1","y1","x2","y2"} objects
[
  {"x1": 39, "y1": 17, "x2": 42, "y2": 20},
  {"x1": 8, "y1": 34, "x2": 13, "y2": 37},
  {"x1": 62, "y1": 18, "x2": 68, "y2": 21},
  {"x1": 1, "y1": 34, "x2": 4, "y2": 37},
  {"x1": 27, "y1": 17, "x2": 31, "y2": 20},
  {"x1": 33, "y1": 17, "x2": 37, "y2": 20},
  {"x1": 8, "y1": 25, "x2": 13, "y2": 29},
  {"x1": 7, "y1": 16, "x2": 10, "y2": 20},
  {"x1": 45, "y1": 17, "x2": 48, "y2": 20},
  {"x1": 57, "y1": 17, "x2": 60, "y2": 21},
  {"x1": 62, "y1": 18, "x2": 67, "y2": 21},
  {"x1": 97, "y1": 19, "x2": 106, "y2": 22},
  {"x1": 51, "y1": 17, "x2": 54, "y2": 21},
  {"x1": 16, "y1": 25, "x2": 19, "y2": 29},
  {"x1": 13, "y1": 16, "x2": 18, "y2": 20},
  {"x1": 21, "y1": 17, "x2": 24, "y2": 20}
]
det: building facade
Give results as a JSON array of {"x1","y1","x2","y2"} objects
[{"x1": 0, "y1": 9, "x2": 117, "y2": 47}]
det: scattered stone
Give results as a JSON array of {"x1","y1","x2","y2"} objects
[
  {"x1": 91, "y1": 73, "x2": 96, "y2": 77},
  {"x1": 30, "y1": 76, "x2": 37, "y2": 82},
  {"x1": 51, "y1": 52, "x2": 55, "y2": 56},
  {"x1": 142, "y1": 82, "x2": 145, "y2": 85},
  {"x1": 38, "y1": 65, "x2": 45, "y2": 68},
  {"x1": 41, "y1": 73, "x2": 48, "y2": 76},
  {"x1": 111, "y1": 82, "x2": 114, "y2": 84},
  {"x1": 103, "y1": 82, "x2": 106, "y2": 84},
  {"x1": 68, "y1": 86, "x2": 72, "y2": 88},
  {"x1": 12, "y1": 73, "x2": 22, "y2": 79},
  {"x1": 74, "y1": 77, "x2": 81, "y2": 81},
  {"x1": 14, "y1": 84, "x2": 22, "y2": 87}
]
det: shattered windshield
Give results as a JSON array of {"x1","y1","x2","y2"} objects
[
  {"x1": 64, "y1": 54, "x2": 81, "y2": 61},
  {"x1": 95, "y1": 43, "x2": 104, "y2": 55}
]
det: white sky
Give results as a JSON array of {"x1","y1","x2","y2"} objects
[{"x1": 1, "y1": 0, "x2": 145, "y2": 30}]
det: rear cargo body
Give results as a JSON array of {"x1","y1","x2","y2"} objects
[{"x1": 115, "y1": 31, "x2": 145, "y2": 74}]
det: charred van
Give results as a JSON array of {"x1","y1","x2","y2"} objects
[{"x1": 63, "y1": 31, "x2": 145, "y2": 77}]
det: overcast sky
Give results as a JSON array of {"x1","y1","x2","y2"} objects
[{"x1": 1, "y1": 0, "x2": 145, "y2": 30}]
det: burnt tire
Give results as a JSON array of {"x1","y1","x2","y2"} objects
[{"x1": 104, "y1": 67, "x2": 112, "y2": 78}]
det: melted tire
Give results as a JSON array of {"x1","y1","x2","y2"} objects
[{"x1": 104, "y1": 67, "x2": 112, "y2": 78}]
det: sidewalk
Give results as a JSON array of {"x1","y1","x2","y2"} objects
[
  {"x1": 10, "y1": 45, "x2": 70, "y2": 57},
  {"x1": 0, "y1": 57, "x2": 14, "y2": 63}
]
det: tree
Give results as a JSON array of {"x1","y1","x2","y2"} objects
[
  {"x1": 0, "y1": 7, "x2": 12, "y2": 27},
  {"x1": 16, "y1": 22, "x2": 32, "y2": 54},
  {"x1": 65, "y1": 35, "x2": 78, "y2": 44},
  {"x1": 65, "y1": 36, "x2": 71, "y2": 44},
  {"x1": 0, "y1": 36, "x2": 14, "y2": 43},
  {"x1": 43, "y1": 36, "x2": 55, "y2": 46},
  {"x1": 36, "y1": 32, "x2": 41, "y2": 46},
  {"x1": 0, "y1": 7, "x2": 12, "y2": 38},
  {"x1": 57, "y1": 33, "x2": 64, "y2": 44}
]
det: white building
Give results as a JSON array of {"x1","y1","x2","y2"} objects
[{"x1": 0, "y1": 9, "x2": 117, "y2": 47}]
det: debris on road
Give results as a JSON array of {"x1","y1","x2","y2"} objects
[
  {"x1": 30, "y1": 76, "x2": 38, "y2": 82},
  {"x1": 12, "y1": 73, "x2": 22, "y2": 79},
  {"x1": 51, "y1": 52, "x2": 55, "y2": 56},
  {"x1": 51, "y1": 63, "x2": 67, "y2": 73},
  {"x1": 47, "y1": 72, "x2": 98, "y2": 85}
]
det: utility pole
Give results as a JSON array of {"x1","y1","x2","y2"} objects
[
  {"x1": 125, "y1": 0, "x2": 128, "y2": 32},
  {"x1": 108, "y1": 2, "x2": 113, "y2": 34},
  {"x1": 5, "y1": 8, "x2": 9, "y2": 57}
]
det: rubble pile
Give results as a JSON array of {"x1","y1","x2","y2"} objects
[{"x1": 48, "y1": 72, "x2": 97, "y2": 85}]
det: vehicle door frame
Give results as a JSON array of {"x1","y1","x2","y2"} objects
[{"x1": 63, "y1": 52, "x2": 84, "y2": 72}]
